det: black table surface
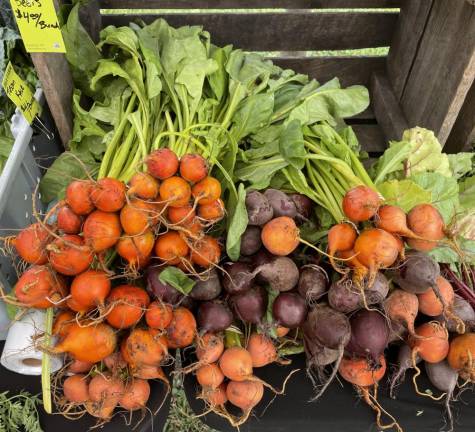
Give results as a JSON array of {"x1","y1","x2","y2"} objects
[
  {"x1": 0, "y1": 342, "x2": 170, "y2": 432},
  {"x1": 184, "y1": 352, "x2": 475, "y2": 432}
]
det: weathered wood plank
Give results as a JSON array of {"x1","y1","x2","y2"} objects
[
  {"x1": 79, "y1": 0, "x2": 102, "y2": 43},
  {"x1": 31, "y1": 54, "x2": 73, "y2": 148},
  {"x1": 99, "y1": 0, "x2": 401, "y2": 8},
  {"x1": 371, "y1": 72, "x2": 408, "y2": 141},
  {"x1": 352, "y1": 124, "x2": 386, "y2": 153},
  {"x1": 400, "y1": 0, "x2": 475, "y2": 145},
  {"x1": 101, "y1": 12, "x2": 399, "y2": 50},
  {"x1": 445, "y1": 83, "x2": 475, "y2": 153},
  {"x1": 273, "y1": 56, "x2": 385, "y2": 88},
  {"x1": 387, "y1": 0, "x2": 434, "y2": 100},
  {"x1": 30, "y1": 0, "x2": 73, "y2": 147}
]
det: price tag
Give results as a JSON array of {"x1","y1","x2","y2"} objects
[
  {"x1": 2, "y1": 62, "x2": 41, "y2": 124},
  {"x1": 9, "y1": 0, "x2": 66, "y2": 53}
]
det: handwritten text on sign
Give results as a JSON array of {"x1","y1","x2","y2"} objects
[
  {"x1": 2, "y1": 62, "x2": 40, "y2": 124},
  {"x1": 9, "y1": 0, "x2": 66, "y2": 53}
]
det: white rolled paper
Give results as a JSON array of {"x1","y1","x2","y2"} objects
[{"x1": 1, "y1": 309, "x2": 63, "y2": 375}]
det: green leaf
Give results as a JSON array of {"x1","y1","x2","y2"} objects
[
  {"x1": 226, "y1": 183, "x2": 249, "y2": 261},
  {"x1": 61, "y1": 3, "x2": 100, "y2": 92},
  {"x1": 429, "y1": 238, "x2": 475, "y2": 265},
  {"x1": 235, "y1": 156, "x2": 288, "y2": 189},
  {"x1": 411, "y1": 172, "x2": 459, "y2": 223},
  {"x1": 449, "y1": 153, "x2": 473, "y2": 179},
  {"x1": 429, "y1": 246, "x2": 459, "y2": 264},
  {"x1": 208, "y1": 45, "x2": 232, "y2": 102},
  {"x1": 287, "y1": 80, "x2": 369, "y2": 126},
  {"x1": 279, "y1": 119, "x2": 306, "y2": 169},
  {"x1": 402, "y1": 127, "x2": 451, "y2": 177},
  {"x1": 158, "y1": 267, "x2": 195, "y2": 295},
  {"x1": 39, "y1": 152, "x2": 99, "y2": 203},
  {"x1": 299, "y1": 220, "x2": 328, "y2": 243},
  {"x1": 265, "y1": 286, "x2": 280, "y2": 338},
  {"x1": 99, "y1": 25, "x2": 140, "y2": 58},
  {"x1": 371, "y1": 140, "x2": 412, "y2": 184},
  {"x1": 231, "y1": 93, "x2": 274, "y2": 141},
  {"x1": 459, "y1": 176, "x2": 475, "y2": 211},
  {"x1": 378, "y1": 179, "x2": 432, "y2": 212},
  {"x1": 315, "y1": 206, "x2": 334, "y2": 230}
]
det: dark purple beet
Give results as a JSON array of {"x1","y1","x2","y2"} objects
[
  {"x1": 179, "y1": 296, "x2": 196, "y2": 310},
  {"x1": 328, "y1": 279, "x2": 360, "y2": 313},
  {"x1": 231, "y1": 285, "x2": 267, "y2": 324},
  {"x1": 264, "y1": 189, "x2": 297, "y2": 218},
  {"x1": 289, "y1": 193, "x2": 313, "y2": 222},
  {"x1": 364, "y1": 272, "x2": 390, "y2": 305},
  {"x1": 222, "y1": 262, "x2": 256, "y2": 294},
  {"x1": 197, "y1": 301, "x2": 233, "y2": 332},
  {"x1": 297, "y1": 265, "x2": 328, "y2": 304},
  {"x1": 252, "y1": 249, "x2": 274, "y2": 284},
  {"x1": 240, "y1": 226, "x2": 262, "y2": 256},
  {"x1": 257, "y1": 256, "x2": 299, "y2": 292},
  {"x1": 146, "y1": 266, "x2": 182, "y2": 305},
  {"x1": 190, "y1": 269, "x2": 222, "y2": 301},
  {"x1": 246, "y1": 190, "x2": 273, "y2": 226},
  {"x1": 303, "y1": 305, "x2": 350, "y2": 350},
  {"x1": 346, "y1": 309, "x2": 389, "y2": 367},
  {"x1": 273, "y1": 292, "x2": 307, "y2": 328}
]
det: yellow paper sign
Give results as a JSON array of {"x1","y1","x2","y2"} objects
[
  {"x1": 9, "y1": 0, "x2": 66, "y2": 53},
  {"x1": 2, "y1": 62, "x2": 40, "y2": 124}
]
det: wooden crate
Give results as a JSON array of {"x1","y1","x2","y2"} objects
[{"x1": 34, "y1": 0, "x2": 475, "y2": 153}]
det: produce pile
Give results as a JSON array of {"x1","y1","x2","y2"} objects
[{"x1": 1, "y1": 5, "x2": 475, "y2": 432}]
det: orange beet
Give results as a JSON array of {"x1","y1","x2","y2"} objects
[
  {"x1": 63, "y1": 374, "x2": 89, "y2": 403},
  {"x1": 407, "y1": 204, "x2": 445, "y2": 251},
  {"x1": 145, "y1": 301, "x2": 173, "y2": 330},
  {"x1": 342, "y1": 186, "x2": 381, "y2": 222},
  {"x1": 226, "y1": 380, "x2": 263, "y2": 411},
  {"x1": 196, "y1": 363, "x2": 225, "y2": 388},
  {"x1": 196, "y1": 333, "x2": 224, "y2": 364},
  {"x1": 261, "y1": 216, "x2": 299, "y2": 256},
  {"x1": 83, "y1": 210, "x2": 121, "y2": 252},
  {"x1": 122, "y1": 328, "x2": 168, "y2": 367},
  {"x1": 247, "y1": 333, "x2": 277, "y2": 367},
  {"x1": 417, "y1": 276, "x2": 454, "y2": 317},
  {"x1": 219, "y1": 347, "x2": 253, "y2": 381},
  {"x1": 15, "y1": 265, "x2": 66, "y2": 309},
  {"x1": 167, "y1": 205, "x2": 196, "y2": 225},
  {"x1": 53, "y1": 322, "x2": 117, "y2": 363},
  {"x1": 147, "y1": 148, "x2": 179, "y2": 180},
  {"x1": 159, "y1": 176, "x2": 191, "y2": 208},
  {"x1": 48, "y1": 234, "x2": 93, "y2": 276},
  {"x1": 66, "y1": 180, "x2": 95, "y2": 215},
  {"x1": 190, "y1": 235, "x2": 221, "y2": 268},
  {"x1": 192, "y1": 177, "x2": 221, "y2": 205},
  {"x1": 179, "y1": 154, "x2": 208, "y2": 183},
  {"x1": 128, "y1": 172, "x2": 160, "y2": 199},
  {"x1": 106, "y1": 285, "x2": 150, "y2": 329},
  {"x1": 447, "y1": 333, "x2": 475, "y2": 375},
  {"x1": 90, "y1": 178, "x2": 126, "y2": 212},
  {"x1": 339, "y1": 355, "x2": 386, "y2": 387},
  {"x1": 154, "y1": 231, "x2": 189, "y2": 265},
  {"x1": 15, "y1": 223, "x2": 51, "y2": 265},
  {"x1": 409, "y1": 322, "x2": 449, "y2": 363},
  {"x1": 120, "y1": 199, "x2": 159, "y2": 235},
  {"x1": 198, "y1": 199, "x2": 225, "y2": 221},
  {"x1": 69, "y1": 270, "x2": 111, "y2": 313},
  {"x1": 166, "y1": 307, "x2": 197, "y2": 349},
  {"x1": 116, "y1": 231, "x2": 155, "y2": 268},
  {"x1": 57, "y1": 206, "x2": 83, "y2": 234}
]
